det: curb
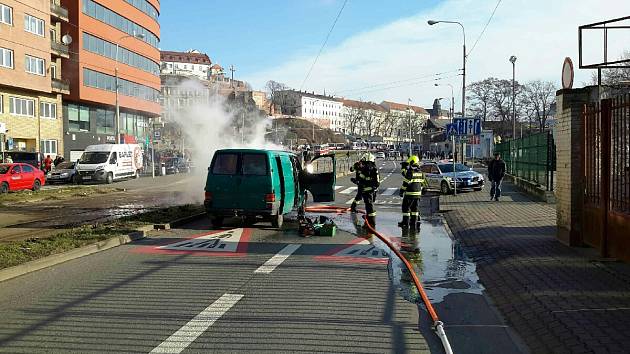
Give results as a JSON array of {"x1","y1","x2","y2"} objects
[
  {"x1": 154, "y1": 212, "x2": 207, "y2": 230},
  {"x1": 0, "y1": 227, "x2": 150, "y2": 283}
]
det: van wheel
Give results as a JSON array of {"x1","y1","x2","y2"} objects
[
  {"x1": 210, "y1": 215, "x2": 224, "y2": 228},
  {"x1": 271, "y1": 214, "x2": 283, "y2": 229},
  {"x1": 440, "y1": 181, "x2": 451, "y2": 195},
  {"x1": 32, "y1": 179, "x2": 41, "y2": 192},
  {"x1": 106, "y1": 173, "x2": 113, "y2": 184},
  {"x1": 1, "y1": 182, "x2": 8, "y2": 194}
]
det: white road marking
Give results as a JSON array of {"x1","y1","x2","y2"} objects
[
  {"x1": 345, "y1": 198, "x2": 356, "y2": 205},
  {"x1": 150, "y1": 293, "x2": 244, "y2": 353},
  {"x1": 381, "y1": 188, "x2": 398, "y2": 196},
  {"x1": 159, "y1": 228, "x2": 245, "y2": 253},
  {"x1": 340, "y1": 186, "x2": 357, "y2": 194},
  {"x1": 254, "y1": 244, "x2": 301, "y2": 274},
  {"x1": 334, "y1": 185, "x2": 344, "y2": 190}
]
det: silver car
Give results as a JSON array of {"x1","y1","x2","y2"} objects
[
  {"x1": 420, "y1": 162, "x2": 484, "y2": 194},
  {"x1": 48, "y1": 161, "x2": 78, "y2": 184}
]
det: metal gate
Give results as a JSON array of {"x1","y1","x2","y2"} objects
[{"x1": 583, "y1": 94, "x2": 630, "y2": 260}]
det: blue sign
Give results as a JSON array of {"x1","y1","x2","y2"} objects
[
  {"x1": 446, "y1": 124, "x2": 457, "y2": 137},
  {"x1": 453, "y1": 118, "x2": 482, "y2": 136}
]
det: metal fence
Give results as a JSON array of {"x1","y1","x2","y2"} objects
[{"x1": 494, "y1": 131, "x2": 556, "y2": 191}]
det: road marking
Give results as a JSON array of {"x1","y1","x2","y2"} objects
[
  {"x1": 159, "y1": 228, "x2": 245, "y2": 253},
  {"x1": 150, "y1": 293, "x2": 243, "y2": 353},
  {"x1": 340, "y1": 186, "x2": 357, "y2": 194},
  {"x1": 254, "y1": 244, "x2": 301, "y2": 274},
  {"x1": 381, "y1": 188, "x2": 398, "y2": 196},
  {"x1": 334, "y1": 185, "x2": 344, "y2": 190},
  {"x1": 315, "y1": 238, "x2": 391, "y2": 264},
  {"x1": 345, "y1": 198, "x2": 356, "y2": 205}
]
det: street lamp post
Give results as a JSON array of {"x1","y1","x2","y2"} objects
[
  {"x1": 115, "y1": 33, "x2": 145, "y2": 144},
  {"x1": 509, "y1": 56, "x2": 517, "y2": 140},
  {"x1": 407, "y1": 98, "x2": 413, "y2": 157}
]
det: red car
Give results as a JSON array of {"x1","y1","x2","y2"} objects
[{"x1": 0, "y1": 163, "x2": 46, "y2": 193}]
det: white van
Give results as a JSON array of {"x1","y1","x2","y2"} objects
[{"x1": 76, "y1": 144, "x2": 143, "y2": 184}]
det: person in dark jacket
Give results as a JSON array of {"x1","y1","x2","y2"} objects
[
  {"x1": 355, "y1": 153, "x2": 380, "y2": 227},
  {"x1": 488, "y1": 152, "x2": 506, "y2": 201},
  {"x1": 349, "y1": 155, "x2": 366, "y2": 213},
  {"x1": 398, "y1": 155, "x2": 426, "y2": 229}
]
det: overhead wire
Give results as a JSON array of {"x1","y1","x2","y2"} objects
[
  {"x1": 333, "y1": 69, "x2": 461, "y2": 96},
  {"x1": 467, "y1": 0, "x2": 503, "y2": 57},
  {"x1": 299, "y1": 0, "x2": 349, "y2": 91}
]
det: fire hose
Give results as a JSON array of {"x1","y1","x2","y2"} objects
[{"x1": 303, "y1": 205, "x2": 454, "y2": 354}]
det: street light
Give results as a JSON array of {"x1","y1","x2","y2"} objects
[
  {"x1": 434, "y1": 83, "x2": 454, "y2": 122},
  {"x1": 407, "y1": 98, "x2": 413, "y2": 156},
  {"x1": 115, "y1": 32, "x2": 145, "y2": 144},
  {"x1": 509, "y1": 55, "x2": 517, "y2": 139}
]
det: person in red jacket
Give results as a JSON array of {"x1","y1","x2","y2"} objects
[{"x1": 43, "y1": 155, "x2": 53, "y2": 174}]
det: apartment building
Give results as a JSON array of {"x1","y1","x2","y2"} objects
[
  {"x1": 0, "y1": 0, "x2": 68, "y2": 159},
  {"x1": 60, "y1": 0, "x2": 160, "y2": 160},
  {"x1": 276, "y1": 90, "x2": 343, "y2": 131},
  {"x1": 160, "y1": 50, "x2": 212, "y2": 81}
]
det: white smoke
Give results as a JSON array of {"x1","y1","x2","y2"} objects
[{"x1": 165, "y1": 78, "x2": 281, "y2": 203}]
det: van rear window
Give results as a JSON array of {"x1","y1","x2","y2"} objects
[
  {"x1": 242, "y1": 154, "x2": 268, "y2": 176},
  {"x1": 243, "y1": 154, "x2": 268, "y2": 176},
  {"x1": 212, "y1": 153, "x2": 238, "y2": 175}
]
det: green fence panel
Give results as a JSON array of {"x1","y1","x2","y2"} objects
[{"x1": 494, "y1": 131, "x2": 555, "y2": 190}]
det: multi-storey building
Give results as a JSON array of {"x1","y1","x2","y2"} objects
[
  {"x1": 276, "y1": 90, "x2": 343, "y2": 131},
  {"x1": 0, "y1": 0, "x2": 68, "y2": 159},
  {"x1": 60, "y1": 0, "x2": 160, "y2": 160},
  {"x1": 160, "y1": 50, "x2": 212, "y2": 81},
  {"x1": 341, "y1": 99, "x2": 387, "y2": 137}
]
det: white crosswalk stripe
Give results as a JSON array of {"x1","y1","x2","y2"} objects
[
  {"x1": 381, "y1": 188, "x2": 398, "y2": 196},
  {"x1": 334, "y1": 185, "x2": 344, "y2": 190},
  {"x1": 340, "y1": 187, "x2": 357, "y2": 195}
]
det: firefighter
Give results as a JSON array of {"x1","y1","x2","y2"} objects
[
  {"x1": 357, "y1": 153, "x2": 380, "y2": 227},
  {"x1": 398, "y1": 155, "x2": 425, "y2": 229},
  {"x1": 349, "y1": 154, "x2": 367, "y2": 213}
]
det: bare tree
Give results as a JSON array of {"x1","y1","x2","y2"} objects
[
  {"x1": 265, "y1": 80, "x2": 288, "y2": 114},
  {"x1": 468, "y1": 78, "x2": 494, "y2": 121},
  {"x1": 380, "y1": 111, "x2": 400, "y2": 138},
  {"x1": 522, "y1": 80, "x2": 557, "y2": 131},
  {"x1": 344, "y1": 106, "x2": 364, "y2": 136}
]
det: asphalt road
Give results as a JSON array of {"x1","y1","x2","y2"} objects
[{"x1": 0, "y1": 159, "x2": 527, "y2": 353}]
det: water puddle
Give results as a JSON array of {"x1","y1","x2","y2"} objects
[{"x1": 308, "y1": 209, "x2": 483, "y2": 304}]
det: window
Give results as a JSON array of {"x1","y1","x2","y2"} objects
[
  {"x1": 11, "y1": 165, "x2": 21, "y2": 174},
  {"x1": 96, "y1": 108, "x2": 115, "y2": 134},
  {"x1": 50, "y1": 62, "x2": 57, "y2": 79},
  {"x1": 212, "y1": 153, "x2": 238, "y2": 175},
  {"x1": 242, "y1": 154, "x2": 268, "y2": 176},
  {"x1": 22, "y1": 164, "x2": 33, "y2": 173},
  {"x1": 65, "y1": 103, "x2": 90, "y2": 131},
  {"x1": 0, "y1": 47, "x2": 12, "y2": 68},
  {"x1": 25, "y1": 55, "x2": 45, "y2": 75},
  {"x1": 24, "y1": 14, "x2": 44, "y2": 36},
  {"x1": 83, "y1": 68, "x2": 159, "y2": 102},
  {"x1": 82, "y1": 0, "x2": 159, "y2": 48},
  {"x1": 40, "y1": 140, "x2": 57, "y2": 155},
  {"x1": 0, "y1": 3, "x2": 12, "y2": 25},
  {"x1": 40, "y1": 102, "x2": 57, "y2": 119},
  {"x1": 9, "y1": 97, "x2": 35, "y2": 116},
  {"x1": 123, "y1": 0, "x2": 159, "y2": 21},
  {"x1": 50, "y1": 27, "x2": 56, "y2": 41},
  {"x1": 82, "y1": 33, "x2": 159, "y2": 75}
]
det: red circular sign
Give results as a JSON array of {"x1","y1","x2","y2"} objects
[{"x1": 562, "y1": 57, "x2": 574, "y2": 89}]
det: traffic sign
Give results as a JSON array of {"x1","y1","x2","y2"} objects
[
  {"x1": 153, "y1": 129, "x2": 161, "y2": 141},
  {"x1": 446, "y1": 124, "x2": 457, "y2": 137},
  {"x1": 453, "y1": 118, "x2": 482, "y2": 136}
]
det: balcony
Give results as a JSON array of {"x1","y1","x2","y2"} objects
[
  {"x1": 52, "y1": 78, "x2": 70, "y2": 94},
  {"x1": 51, "y1": 41, "x2": 69, "y2": 58},
  {"x1": 50, "y1": 1, "x2": 69, "y2": 22}
]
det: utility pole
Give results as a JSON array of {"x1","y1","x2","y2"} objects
[
  {"x1": 510, "y1": 56, "x2": 517, "y2": 139},
  {"x1": 407, "y1": 98, "x2": 412, "y2": 157},
  {"x1": 229, "y1": 65, "x2": 236, "y2": 89}
]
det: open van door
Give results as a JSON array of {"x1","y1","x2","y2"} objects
[{"x1": 300, "y1": 154, "x2": 336, "y2": 202}]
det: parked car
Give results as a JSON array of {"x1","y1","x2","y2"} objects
[
  {"x1": 0, "y1": 163, "x2": 46, "y2": 193},
  {"x1": 5, "y1": 152, "x2": 43, "y2": 169},
  {"x1": 163, "y1": 157, "x2": 191, "y2": 174},
  {"x1": 420, "y1": 162, "x2": 484, "y2": 194},
  {"x1": 204, "y1": 149, "x2": 335, "y2": 228},
  {"x1": 48, "y1": 161, "x2": 78, "y2": 184},
  {"x1": 375, "y1": 152, "x2": 386, "y2": 159}
]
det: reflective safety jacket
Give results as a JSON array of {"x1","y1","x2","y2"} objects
[
  {"x1": 400, "y1": 161, "x2": 409, "y2": 176},
  {"x1": 401, "y1": 165, "x2": 426, "y2": 198},
  {"x1": 357, "y1": 161, "x2": 380, "y2": 193}
]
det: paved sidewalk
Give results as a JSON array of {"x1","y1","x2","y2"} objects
[{"x1": 440, "y1": 181, "x2": 630, "y2": 354}]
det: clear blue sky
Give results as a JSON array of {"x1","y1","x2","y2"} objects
[{"x1": 159, "y1": 0, "x2": 441, "y2": 81}]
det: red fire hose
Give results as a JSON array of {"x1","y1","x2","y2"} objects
[{"x1": 303, "y1": 205, "x2": 453, "y2": 353}]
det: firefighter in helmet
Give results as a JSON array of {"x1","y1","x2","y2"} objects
[
  {"x1": 355, "y1": 153, "x2": 380, "y2": 227},
  {"x1": 350, "y1": 154, "x2": 367, "y2": 213},
  {"x1": 399, "y1": 155, "x2": 425, "y2": 229}
]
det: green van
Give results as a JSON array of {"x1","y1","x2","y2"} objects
[{"x1": 204, "y1": 149, "x2": 336, "y2": 228}]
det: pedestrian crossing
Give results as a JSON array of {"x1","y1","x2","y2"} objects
[
  {"x1": 339, "y1": 186, "x2": 357, "y2": 195},
  {"x1": 381, "y1": 188, "x2": 398, "y2": 196},
  {"x1": 338, "y1": 186, "x2": 401, "y2": 197}
]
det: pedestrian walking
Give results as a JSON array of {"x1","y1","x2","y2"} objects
[
  {"x1": 488, "y1": 152, "x2": 506, "y2": 201},
  {"x1": 355, "y1": 153, "x2": 379, "y2": 227},
  {"x1": 398, "y1": 155, "x2": 426, "y2": 229},
  {"x1": 43, "y1": 155, "x2": 53, "y2": 174},
  {"x1": 349, "y1": 155, "x2": 365, "y2": 213}
]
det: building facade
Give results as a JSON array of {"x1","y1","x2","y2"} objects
[
  {"x1": 0, "y1": 0, "x2": 67, "y2": 159},
  {"x1": 276, "y1": 90, "x2": 343, "y2": 131},
  {"x1": 341, "y1": 99, "x2": 386, "y2": 137},
  {"x1": 160, "y1": 50, "x2": 212, "y2": 81},
  {"x1": 60, "y1": 0, "x2": 161, "y2": 160}
]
